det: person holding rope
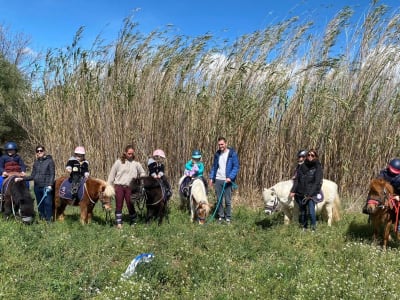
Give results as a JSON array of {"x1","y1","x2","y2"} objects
[
  {"x1": 107, "y1": 145, "x2": 146, "y2": 229},
  {"x1": 209, "y1": 137, "x2": 240, "y2": 224},
  {"x1": 16, "y1": 145, "x2": 55, "y2": 222},
  {"x1": 289, "y1": 149, "x2": 323, "y2": 231}
]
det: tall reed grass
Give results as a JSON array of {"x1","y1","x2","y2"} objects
[{"x1": 15, "y1": 3, "x2": 400, "y2": 211}]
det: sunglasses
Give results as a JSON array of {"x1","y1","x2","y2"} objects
[
  {"x1": 307, "y1": 153, "x2": 315, "y2": 158},
  {"x1": 36, "y1": 149, "x2": 44, "y2": 153}
]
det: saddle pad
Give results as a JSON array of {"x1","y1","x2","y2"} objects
[{"x1": 59, "y1": 178, "x2": 86, "y2": 201}]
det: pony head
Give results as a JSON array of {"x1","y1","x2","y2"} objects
[
  {"x1": 366, "y1": 178, "x2": 394, "y2": 214},
  {"x1": 100, "y1": 182, "x2": 114, "y2": 211},
  {"x1": 196, "y1": 201, "x2": 210, "y2": 224},
  {"x1": 262, "y1": 188, "x2": 279, "y2": 214}
]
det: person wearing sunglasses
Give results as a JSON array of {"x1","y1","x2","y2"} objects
[
  {"x1": 107, "y1": 145, "x2": 146, "y2": 229},
  {"x1": 17, "y1": 145, "x2": 55, "y2": 222},
  {"x1": 289, "y1": 149, "x2": 323, "y2": 231}
]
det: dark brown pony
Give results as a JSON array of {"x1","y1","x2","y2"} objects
[
  {"x1": 130, "y1": 176, "x2": 168, "y2": 225},
  {"x1": 366, "y1": 178, "x2": 400, "y2": 249},
  {"x1": 1, "y1": 174, "x2": 35, "y2": 224},
  {"x1": 53, "y1": 176, "x2": 114, "y2": 224}
]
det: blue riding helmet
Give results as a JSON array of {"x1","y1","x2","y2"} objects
[
  {"x1": 192, "y1": 149, "x2": 202, "y2": 159},
  {"x1": 4, "y1": 141, "x2": 18, "y2": 151}
]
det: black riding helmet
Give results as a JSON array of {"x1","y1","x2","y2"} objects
[{"x1": 297, "y1": 149, "x2": 307, "y2": 158}]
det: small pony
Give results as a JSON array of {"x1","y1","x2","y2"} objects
[
  {"x1": 366, "y1": 178, "x2": 400, "y2": 249},
  {"x1": 53, "y1": 176, "x2": 114, "y2": 224},
  {"x1": 262, "y1": 179, "x2": 341, "y2": 226},
  {"x1": 178, "y1": 176, "x2": 210, "y2": 224},
  {"x1": 1, "y1": 174, "x2": 35, "y2": 224},
  {"x1": 130, "y1": 176, "x2": 168, "y2": 225}
]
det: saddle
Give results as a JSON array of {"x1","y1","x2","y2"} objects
[
  {"x1": 59, "y1": 177, "x2": 86, "y2": 201},
  {"x1": 180, "y1": 176, "x2": 193, "y2": 198}
]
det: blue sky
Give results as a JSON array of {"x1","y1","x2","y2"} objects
[{"x1": 0, "y1": 0, "x2": 398, "y2": 52}]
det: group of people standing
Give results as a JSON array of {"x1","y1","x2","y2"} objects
[
  {"x1": 0, "y1": 137, "x2": 241, "y2": 228},
  {"x1": 108, "y1": 137, "x2": 240, "y2": 228}
]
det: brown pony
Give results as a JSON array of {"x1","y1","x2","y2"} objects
[
  {"x1": 53, "y1": 176, "x2": 114, "y2": 224},
  {"x1": 366, "y1": 178, "x2": 400, "y2": 249}
]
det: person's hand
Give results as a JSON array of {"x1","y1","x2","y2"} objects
[
  {"x1": 20, "y1": 172, "x2": 26, "y2": 176},
  {"x1": 46, "y1": 186, "x2": 52, "y2": 191},
  {"x1": 84, "y1": 172, "x2": 89, "y2": 178},
  {"x1": 289, "y1": 192, "x2": 295, "y2": 198},
  {"x1": 14, "y1": 177, "x2": 23, "y2": 182},
  {"x1": 226, "y1": 178, "x2": 231, "y2": 183},
  {"x1": 2, "y1": 171, "x2": 8, "y2": 177},
  {"x1": 209, "y1": 179, "x2": 213, "y2": 187}
]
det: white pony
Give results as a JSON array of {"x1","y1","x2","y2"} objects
[
  {"x1": 262, "y1": 179, "x2": 341, "y2": 226},
  {"x1": 178, "y1": 176, "x2": 210, "y2": 224}
]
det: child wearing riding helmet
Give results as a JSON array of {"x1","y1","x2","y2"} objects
[
  {"x1": 292, "y1": 149, "x2": 307, "y2": 180},
  {"x1": 66, "y1": 146, "x2": 89, "y2": 199},
  {"x1": 363, "y1": 158, "x2": 400, "y2": 216},
  {"x1": 181, "y1": 149, "x2": 208, "y2": 196},
  {"x1": 184, "y1": 149, "x2": 204, "y2": 178},
  {"x1": 0, "y1": 141, "x2": 27, "y2": 190},
  {"x1": 148, "y1": 149, "x2": 172, "y2": 199}
]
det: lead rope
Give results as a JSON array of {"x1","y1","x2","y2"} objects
[{"x1": 207, "y1": 181, "x2": 238, "y2": 223}]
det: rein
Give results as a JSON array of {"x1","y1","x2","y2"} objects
[{"x1": 84, "y1": 182, "x2": 112, "y2": 225}]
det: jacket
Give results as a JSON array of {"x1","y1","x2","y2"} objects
[
  {"x1": 378, "y1": 168, "x2": 400, "y2": 194},
  {"x1": 24, "y1": 154, "x2": 55, "y2": 187},
  {"x1": 209, "y1": 147, "x2": 240, "y2": 182},
  {"x1": 291, "y1": 160, "x2": 323, "y2": 197},
  {"x1": 0, "y1": 154, "x2": 27, "y2": 173}
]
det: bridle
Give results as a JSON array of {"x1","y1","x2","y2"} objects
[
  {"x1": 367, "y1": 186, "x2": 390, "y2": 209},
  {"x1": 265, "y1": 188, "x2": 279, "y2": 214},
  {"x1": 84, "y1": 182, "x2": 112, "y2": 223}
]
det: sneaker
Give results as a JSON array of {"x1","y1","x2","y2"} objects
[
  {"x1": 217, "y1": 217, "x2": 223, "y2": 224},
  {"x1": 226, "y1": 218, "x2": 231, "y2": 225}
]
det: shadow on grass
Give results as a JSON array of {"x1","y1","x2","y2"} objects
[
  {"x1": 255, "y1": 212, "x2": 284, "y2": 229},
  {"x1": 345, "y1": 216, "x2": 400, "y2": 249}
]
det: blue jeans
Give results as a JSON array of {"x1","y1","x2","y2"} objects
[
  {"x1": 295, "y1": 195, "x2": 316, "y2": 229},
  {"x1": 214, "y1": 179, "x2": 232, "y2": 220},
  {"x1": 34, "y1": 186, "x2": 53, "y2": 221}
]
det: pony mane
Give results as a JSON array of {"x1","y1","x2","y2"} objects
[
  {"x1": 370, "y1": 178, "x2": 394, "y2": 196},
  {"x1": 90, "y1": 178, "x2": 115, "y2": 197}
]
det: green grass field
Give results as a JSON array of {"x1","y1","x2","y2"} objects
[{"x1": 0, "y1": 200, "x2": 399, "y2": 300}]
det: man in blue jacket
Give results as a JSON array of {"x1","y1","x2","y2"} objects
[{"x1": 209, "y1": 137, "x2": 240, "y2": 224}]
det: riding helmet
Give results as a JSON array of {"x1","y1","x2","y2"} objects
[
  {"x1": 388, "y1": 158, "x2": 400, "y2": 175},
  {"x1": 192, "y1": 149, "x2": 202, "y2": 159},
  {"x1": 297, "y1": 149, "x2": 307, "y2": 158},
  {"x1": 74, "y1": 146, "x2": 86, "y2": 155},
  {"x1": 4, "y1": 141, "x2": 18, "y2": 151},
  {"x1": 153, "y1": 149, "x2": 166, "y2": 158}
]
